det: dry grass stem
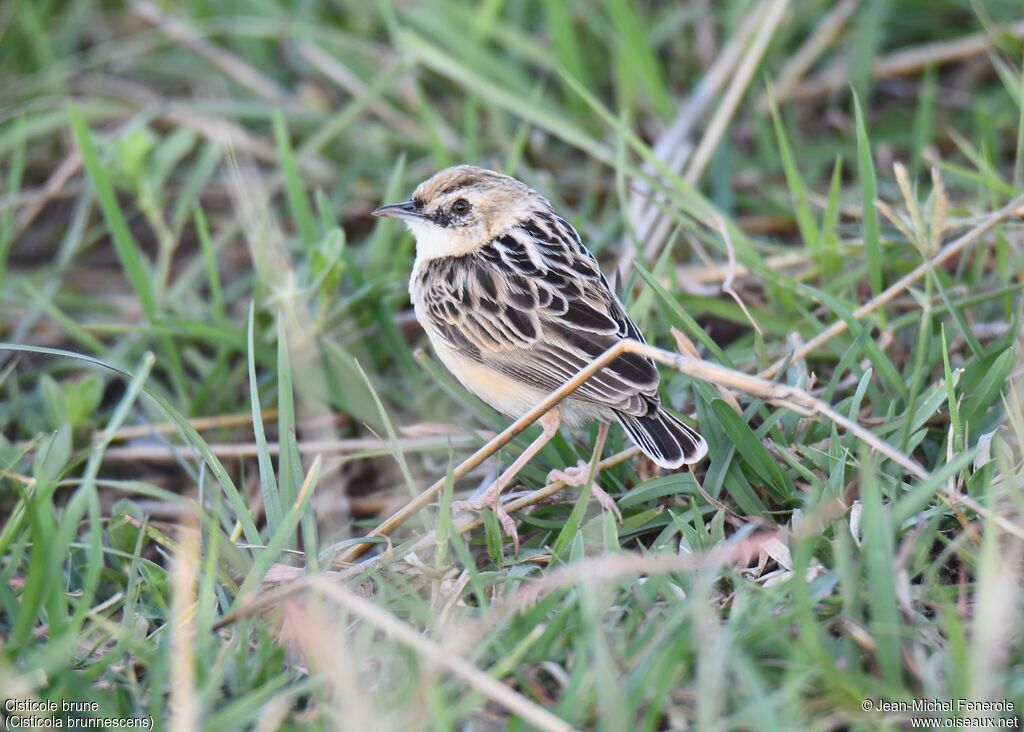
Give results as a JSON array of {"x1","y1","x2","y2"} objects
[
  {"x1": 773, "y1": 18, "x2": 1024, "y2": 105},
  {"x1": 13, "y1": 151, "x2": 85, "y2": 239},
  {"x1": 619, "y1": 5, "x2": 763, "y2": 277},
  {"x1": 90, "y1": 434, "x2": 482, "y2": 462},
  {"x1": 683, "y1": 0, "x2": 790, "y2": 186},
  {"x1": 169, "y1": 515, "x2": 200, "y2": 732},
  {"x1": 281, "y1": 600, "x2": 375, "y2": 730},
  {"x1": 130, "y1": 0, "x2": 304, "y2": 110},
  {"x1": 756, "y1": 0, "x2": 861, "y2": 112},
  {"x1": 676, "y1": 250, "x2": 819, "y2": 285},
  {"x1": 297, "y1": 42, "x2": 455, "y2": 147},
  {"x1": 671, "y1": 328, "x2": 743, "y2": 413},
  {"x1": 106, "y1": 410, "x2": 279, "y2": 442},
  {"x1": 715, "y1": 214, "x2": 764, "y2": 336},
  {"x1": 499, "y1": 533, "x2": 775, "y2": 613},
  {"x1": 307, "y1": 577, "x2": 573, "y2": 732},
  {"x1": 6, "y1": 2, "x2": 1022, "y2": 727},
  {"x1": 340, "y1": 334, "x2": 940, "y2": 562},
  {"x1": 392, "y1": 446, "x2": 644, "y2": 562},
  {"x1": 760, "y1": 193, "x2": 1024, "y2": 379}
]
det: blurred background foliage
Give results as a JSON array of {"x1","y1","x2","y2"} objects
[{"x1": 1, "y1": 0, "x2": 1023, "y2": 729}]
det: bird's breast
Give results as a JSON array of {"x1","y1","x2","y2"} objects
[
  {"x1": 409, "y1": 260, "x2": 544, "y2": 418},
  {"x1": 428, "y1": 334, "x2": 549, "y2": 418}
]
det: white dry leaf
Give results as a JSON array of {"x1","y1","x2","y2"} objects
[
  {"x1": 973, "y1": 430, "x2": 997, "y2": 472},
  {"x1": 741, "y1": 537, "x2": 795, "y2": 583},
  {"x1": 761, "y1": 557, "x2": 828, "y2": 588},
  {"x1": 804, "y1": 558, "x2": 826, "y2": 583},
  {"x1": 402, "y1": 552, "x2": 457, "y2": 583},
  {"x1": 894, "y1": 567, "x2": 914, "y2": 617},
  {"x1": 438, "y1": 569, "x2": 473, "y2": 621},
  {"x1": 849, "y1": 500, "x2": 863, "y2": 548},
  {"x1": 760, "y1": 536, "x2": 793, "y2": 572},
  {"x1": 739, "y1": 547, "x2": 769, "y2": 580},
  {"x1": 761, "y1": 568, "x2": 792, "y2": 587},
  {"x1": 540, "y1": 661, "x2": 570, "y2": 690}
]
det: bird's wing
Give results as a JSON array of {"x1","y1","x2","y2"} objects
[{"x1": 418, "y1": 213, "x2": 660, "y2": 415}]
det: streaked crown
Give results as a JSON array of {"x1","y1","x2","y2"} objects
[{"x1": 372, "y1": 165, "x2": 550, "y2": 260}]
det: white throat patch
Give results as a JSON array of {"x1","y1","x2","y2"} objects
[{"x1": 406, "y1": 220, "x2": 478, "y2": 263}]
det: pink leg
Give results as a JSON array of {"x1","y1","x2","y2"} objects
[
  {"x1": 452, "y1": 408, "x2": 562, "y2": 551},
  {"x1": 546, "y1": 422, "x2": 621, "y2": 522}
]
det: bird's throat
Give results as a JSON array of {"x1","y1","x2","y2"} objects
[{"x1": 407, "y1": 220, "x2": 481, "y2": 264}]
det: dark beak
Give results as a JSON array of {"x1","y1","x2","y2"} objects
[{"x1": 371, "y1": 200, "x2": 424, "y2": 221}]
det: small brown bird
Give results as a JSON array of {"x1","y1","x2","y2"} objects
[{"x1": 374, "y1": 165, "x2": 706, "y2": 545}]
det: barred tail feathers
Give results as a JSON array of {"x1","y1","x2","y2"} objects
[{"x1": 616, "y1": 407, "x2": 707, "y2": 469}]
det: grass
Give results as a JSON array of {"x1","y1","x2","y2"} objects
[{"x1": 1, "y1": 1, "x2": 1024, "y2": 729}]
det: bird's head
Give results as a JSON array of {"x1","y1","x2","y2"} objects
[{"x1": 372, "y1": 165, "x2": 546, "y2": 260}]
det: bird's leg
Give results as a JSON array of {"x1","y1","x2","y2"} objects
[
  {"x1": 452, "y1": 408, "x2": 562, "y2": 551},
  {"x1": 547, "y1": 422, "x2": 621, "y2": 522}
]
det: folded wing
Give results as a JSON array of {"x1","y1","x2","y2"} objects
[{"x1": 418, "y1": 215, "x2": 662, "y2": 417}]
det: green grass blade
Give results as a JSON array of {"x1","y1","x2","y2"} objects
[
  {"x1": 0, "y1": 341, "x2": 261, "y2": 545},
  {"x1": 852, "y1": 91, "x2": 883, "y2": 305},
  {"x1": 859, "y1": 450, "x2": 902, "y2": 684},
  {"x1": 68, "y1": 103, "x2": 157, "y2": 320},
  {"x1": 0, "y1": 116, "x2": 26, "y2": 285},
  {"x1": 68, "y1": 102, "x2": 187, "y2": 398},
  {"x1": 940, "y1": 326, "x2": 962, "y2": 450},
  {"x1": 273, "y1": 110, "x2": 317, "y2": 248},
  {"x1": 769, "y1": 95, "x2": 820, "y2": 251},
  {"x1": 822, "y1": 155, "x2": 844, "y2": 275},
  {"x1": 232, "y1": 455, "x2": 321, "y2": 608},
  {"x1": 195, "y1": 207, "x2": 225, "y2": 325},
  {"x1": 247, "y1": 303, "x2": 283, "y2": 535}
]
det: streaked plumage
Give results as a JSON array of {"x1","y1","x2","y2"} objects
[{"x1": 377, "y1": 165, "x2": 707, "y2": 469}]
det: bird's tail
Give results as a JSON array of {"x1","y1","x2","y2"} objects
[{"x1": 616, "y1": 407, "x2": 708, "y2": 469}]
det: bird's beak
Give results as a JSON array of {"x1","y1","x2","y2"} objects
[{"x1": 371, "y1": 200, "x2": 424, "y2": 221}]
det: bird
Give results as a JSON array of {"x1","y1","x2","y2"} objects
[{"x1": 372, "y1": 165, "x2": 707, "y2": 547}]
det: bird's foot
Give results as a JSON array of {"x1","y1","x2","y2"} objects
[
  {"x1": 452, "y1": 492, "x2": 520, "y2": 553},
  {"x1": 547, "y1": 460, "x2": 621, "y2": 522},
  {"x1": 547, "y1": 459, "x2": 592, "y2": 487},
  {"x1": 590, "y1": 483, "x2": 622, "y2": 522}
]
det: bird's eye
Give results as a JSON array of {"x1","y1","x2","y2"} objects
[{"x1": 451, "y1": 198, "x2": 470, "y2": 215}]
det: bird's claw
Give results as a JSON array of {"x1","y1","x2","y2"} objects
[
  {"x1": 547, "y1": 459, "x2": 592, "y2": 487},
  {"x1": 452, "y1": 494, "x2": 520, "y2": 553},
  {"x1": 548, "y1": 460, "x2": 621, "y2": 522},
  {"x1": 591, "y1": 483, "x2": 623, "y2": 523}
]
